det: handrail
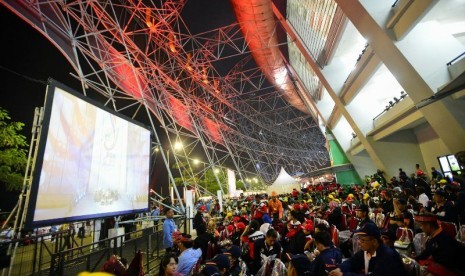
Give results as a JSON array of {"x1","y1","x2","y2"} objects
[
  {"x1": 447, "y1": 51, "x2": 465, "y2": 66},
  {"x1": 392, "y1": 0, "x2": 400, "y2": 7},
  {"x1": 373, "y1": 92, "x2": 408, "y2": 121}
]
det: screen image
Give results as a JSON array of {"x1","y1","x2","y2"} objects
[
  {"x1": 447, "y1": 155, "x2": 461, "y2": 171},
  {"x1": 26, "y1": 80, "x2": 151, "y2": 227},
  {"x1": 437, "y1": 154, "x2": 463, "y2": 181},
  {"x1": 439, "y1": 156, "x2": 451, "y2": 172}
]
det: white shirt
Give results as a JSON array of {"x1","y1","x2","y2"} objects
[
  {"x1": 418, "y1": 193, "x2": 429, "y2": 207},
  {"x1": 364, "y1": 250, "x2": 377, "y2": 273}
]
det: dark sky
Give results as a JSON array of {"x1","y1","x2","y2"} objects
[
  {"x1": 0, "y1": 5, "x2": 82, "y2": 212},
  {"x1": 0, "y1": 1, "x2": 252, "y2": 212},
  {"x1": 0, "y1": 5, "x2": 79, "y2": 133},
  {"x1": 0, "y1": 5, "x2": 169, "y2": 212}
]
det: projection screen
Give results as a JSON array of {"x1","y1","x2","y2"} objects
[{"x1": 26, "y1": 80, "x2": 151, "y2": 227}]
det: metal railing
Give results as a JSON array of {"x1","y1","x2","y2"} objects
[
  {"x1": 446, "y1": 51, "x2": 465, "y2": 66},
  {"x1": 0, "y1": 217, "x2": 185, "y2": 276}
]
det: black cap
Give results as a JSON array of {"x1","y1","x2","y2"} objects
[
  {"x1": 354, "y1": 222, "x2": 380, "y2": 239},
  {"x1": 201, "y1": 263, "x2": 220, "y2": 276},
  {"x1": 433, "y1": 189, "x2": 446, "y2": 197},
  {"x1": 381, "y1": 229, "x2": 397, "y2": 241},
  {"x1": 290, "y1": 254, "x2": 312, "y2": 274},
  {"x1": 355, "y1": 204, "x2": 369, "y2": 213},
  {"x1": 226, "y1": 245, "x2": 241, "y2": 259},
  {"x1": 212, "y1": 254, "x2": 230, "y2": 270},
  {"x1": 397, "y1": 198, "x2": 407, "y2": 205}
]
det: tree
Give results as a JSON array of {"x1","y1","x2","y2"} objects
[
  {"x1": 0, "y1": 107, "x2": 28, "y2": 191},
  {"x1": 199, "y1": 168, "x2": 227, "y2": 195}
]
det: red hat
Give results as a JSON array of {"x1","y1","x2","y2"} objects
[
  {"x1": 233, "y1": 216, "x2": 241, "y2": 223},
  {"x1": 227, "y1": 225, "x2": 234, "y2": 234},
  {"x1": 288, "y1": 220, "x2": 302, "y2": 229},
  {"x1": 303, "y1": 222, "x2": 314, "y2": 232},
  {"x1": 198, "y1": 205, "x2": 207, "y2": 212},
  {"x1": 235, "y1": 222, "x2": 246, "y2": 230},
  {"x1": 414, "y1": 213, "x2": 438, "y2": 223},
  {"x1": 293, "y1": 204, "x2": 301, "y2": 211},
  {"x1": 172, "y1": 231, "x2": 182, "y2": 242}
]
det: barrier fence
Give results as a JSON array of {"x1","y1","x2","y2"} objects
[{"x1": 0, "y1": 217, "x2": 185, "y2": 276}]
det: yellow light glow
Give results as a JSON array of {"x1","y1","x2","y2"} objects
[
  {"x1": 193, "y1": 159, "x2": 200, "y2": 165},
  {"x1": 174, "y1": 142, "x2": 183, "y2": 150}
]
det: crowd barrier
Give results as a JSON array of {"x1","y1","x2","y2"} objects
[{"x1": 0, "y1": 217, "x2": 185, "y2": 276}]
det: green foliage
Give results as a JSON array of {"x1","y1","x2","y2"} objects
[
  {"x1": 199, "y1": 168, "x2": 226, "y2": 194},
  {"x1": 235, "y1": 180, "x2": 246, "y2": 191},
  {"x1": 245, "y1": 179, "x2": 267, "y2": 191},
  {"x1": 0, "y1": 107, "x2": 28, "y2": 191}
]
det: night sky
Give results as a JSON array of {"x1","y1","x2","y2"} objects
[
  {"x1": 0, "y1": 1, "x2": 246, "y2": 213},
  {"x1": 0, "y1": 5, "x2": 164, "y2": 212},
  {"x1": 1, "y1": 5, "x2": 81, "y2": 212}
]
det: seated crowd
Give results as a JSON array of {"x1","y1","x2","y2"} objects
[{"x1": 158, "y1": 166, "x2": 465, "y2": 276}]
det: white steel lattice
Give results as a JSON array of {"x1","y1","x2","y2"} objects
[{"x1": 2, "y1": 0, "x2": 330, "y2": 192}]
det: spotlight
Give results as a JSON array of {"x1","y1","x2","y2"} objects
[
  {"x1": 389, "y1": 101, "x2": 394, "y2": 106},
  {"x1": 394, "y1": 97, "x2": 399, "y2": 103}
]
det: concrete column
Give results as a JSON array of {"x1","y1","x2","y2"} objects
[
  {"x1": 335, "y1": 0, "x2": 465, "y2": 154},
  {"x1": 272, "y1": 3, "x2": 388, "y2": 173}
]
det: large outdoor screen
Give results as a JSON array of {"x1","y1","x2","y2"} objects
[{"x1": 26, "y1": 80, "x2": 151, "y2": 228}]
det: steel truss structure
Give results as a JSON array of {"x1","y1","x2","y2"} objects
[{"x1": 3, "y1": 0, "x2": 330, "y2": 200}]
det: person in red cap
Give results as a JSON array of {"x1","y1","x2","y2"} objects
[
  {"x1": 219, "y1": 224, "x2": 235, "y2": 242},
  {"x1": 251, "y1": 198, "x2": 268, "y2": 223},
  {"x1": 292, "y1": 188, "x2": 299, "y2": 198},
  {"x1": 414, "y1": 213, "x2": 465, "y2": 275},
  {"x1": 231, "y1": 222, "x2": 245, "y2": 246},
  {"x1": 342, "y1": 194, "x2": 356, "y2": 216},
  {"x1": 302, "y1": 220, "x2": 314, "y2": 251}
]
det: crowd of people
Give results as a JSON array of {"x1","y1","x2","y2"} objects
[{"x1": 159, "y1": 165, "x2": 465, "y2": 276}]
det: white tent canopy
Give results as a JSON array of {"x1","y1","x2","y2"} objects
[{"x1": 266, "y1": 167, "x2": 300, "y2": 195}]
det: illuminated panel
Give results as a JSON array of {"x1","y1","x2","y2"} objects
[
  {"x1": 202, "y1": 117, "x2": 223, "y2": 145},
  {"x1": 166, "y1": 94, "x2": 194, "y2": 132}
]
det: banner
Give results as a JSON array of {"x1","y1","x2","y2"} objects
[
  {"x1": 185, "y1": 188, "x2": 194, "y2": 234},
  {"x1": 227, "y1": 169, "x2": 236, "y2": 196},
  {"x1": 217, "y1": 190, "x2": 223, "y2": 213}
]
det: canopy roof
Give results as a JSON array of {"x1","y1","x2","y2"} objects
[{"x1": 266, "y1": 167, "x2": 300, "y2": 195}]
